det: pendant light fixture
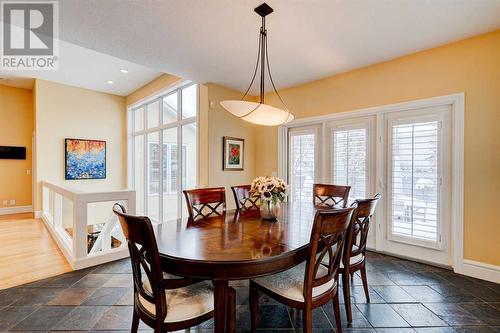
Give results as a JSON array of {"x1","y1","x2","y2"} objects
[{"x1": 220, "y1": 3, "x2": 294, "y2": 126}]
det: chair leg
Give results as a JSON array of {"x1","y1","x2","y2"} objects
[
  {"x1": 131, "y1": 310, "x2": 139, "y2": 333},
  {"x1": 302, "y1": 305, "x2": 313, "y2": 333},
  {"x1": 249, "y1": 283, "x2": 259, "y2": 333},
  {"x1": 332, "y1": 292, "x2": 343, "y2": 333},
  {"x1": 227, "y1": 287, "x2": 236, "y2": 333},
  {"x1": 342, "y1": 271, "x2": 352, "y2": 324},
  {"x1": 360, "y1": 263, "x2": 370, "y2": 303}
]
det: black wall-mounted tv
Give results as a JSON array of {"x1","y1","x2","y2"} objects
[{"x1": 0, "y1": 146, "x2": 26, "y2": 159}]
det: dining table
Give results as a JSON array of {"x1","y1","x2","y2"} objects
[{"x1": 154, "y1": 201, "x2": 320, "y2": 333}]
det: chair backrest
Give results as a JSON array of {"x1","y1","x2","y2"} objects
[
  {"x1": 112, "y1": 203, "x2": 167, "y2": 320},
  {"x1": 313, "y1": 183, "x2": 351, "y2": 208},
  {"x1": 231, "y1": 184, "x2": 260, "y2": 211},
  {"x1": 344, "y1": 193, "x2": 381, "y2": 265},
  {"x1": 304, "y1": 207, "x2": 354, "y2": 300},
  {"x1": 183, "y1": 187, "x2": 226, "y2": 221}
]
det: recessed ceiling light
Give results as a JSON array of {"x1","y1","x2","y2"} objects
[
  {"x1": 120, "y1": 69, "x2": 128, "y2": 74},
  {"x1": 106, "y1": 80, "x2": 114, "y2": 84}
]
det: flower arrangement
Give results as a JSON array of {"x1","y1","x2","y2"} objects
[{"x1": 250, "y1": 176, "x2": 288, "y2": 204}]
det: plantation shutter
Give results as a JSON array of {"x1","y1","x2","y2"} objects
[
  {"x1": 390, "y1": 120, "x2": 440, "y2": 242},
  {"x1": 289, "y1": 131, "x2": 316, "y2": 203},
  {"x1": 332, "y1": 127, "x2": 367, "y2": 199}
]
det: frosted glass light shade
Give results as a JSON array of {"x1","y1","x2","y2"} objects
[{"x1": 220, "y1": 100, "x2": 294, "y2": 126}]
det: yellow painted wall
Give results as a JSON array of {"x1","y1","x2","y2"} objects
[
  {"x1": 126, "y1": 73, "x2": 182, "y2": 106},
  {"x1": 255, "y1": 30, "x2": 500, "y2": 265},
  {"x1": 206, "y1": 84, "x2": 257, "y2": 209},
  {"x1": 34, "y1": 80, "x2": 127, "y2": 210},
  {"x1": 0, "y1": 85, "x2": 33, "y2": 208}
]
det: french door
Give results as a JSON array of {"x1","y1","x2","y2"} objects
[
  {"x1": 284, "y1": 104, "x2": 452, "y2": 266},
  {"x1": 384, "y1": 105, "x2": 451, "y2": 265}
]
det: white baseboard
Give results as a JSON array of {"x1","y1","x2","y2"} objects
[
  {"x1": 34, "y1": 210, "x2": 42, "y2": 218},
  {"x1": 0, "y1": 205, "x2": 33, "y2": 215},
  {"x1": 459, "y1": 259, "x2": 500, "y2": 284}
]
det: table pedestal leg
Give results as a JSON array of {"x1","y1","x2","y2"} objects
[
  {"x1": 214, "y1": 280, "x2": 229, "y2": 333},
  {"x1": 227, "y1": 287, "x2": 236, "y2": 333}
]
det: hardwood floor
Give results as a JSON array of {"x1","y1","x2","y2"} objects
[{"x1": 0, "y1": 213, "x2": 71, "y2": 289}]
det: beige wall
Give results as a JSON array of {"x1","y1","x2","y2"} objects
[
  {"x1": 126, "y1": 73, "x2": 182, "y2": 106},
  {"x1": 34, "y1": 80, "x2": 126, "y2": 210},
  {"x1": 0, "y1": 85, "x2": 33, "y2": 208},
  {"x1": 255, "y1": 30, "x2": 500, "y2": 266},
  {"x1": 206, "y1": 84, "x2": 257, "y2": 209}
]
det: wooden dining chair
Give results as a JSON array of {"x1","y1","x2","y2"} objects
[
  {"x1": 339, "y1": 193, "x2": 381, "y2": 324},
  {"x1": 249, "y1": 207, "x2": 355, "y2": 333},
  {"x1": 313, "y1": 183, "x2": 351, "y2": 208},
  {"x1": 112, "y1": 203, "x2": 235, "y2": 333},
  {"x1": 231, "y1": 184, "x2": 260, "y2": 212},
  {"x1": 183, "y1": 187, "x2": 226, "y2": 221}
]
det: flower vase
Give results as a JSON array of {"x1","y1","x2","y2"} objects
[{"x1": 260, "y1": 197, "x2": 281, "y2": 220}]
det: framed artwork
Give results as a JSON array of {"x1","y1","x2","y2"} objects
[
  {"x1": 65, "y1": 138, "x2": 106, "y2": 180},
  {"x1": 223, "y1": 136, "x2": 244, "y2": 171}
]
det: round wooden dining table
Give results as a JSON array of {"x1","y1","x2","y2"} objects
[{"x1": 154, "y1": 201, "x2": 319, "y2": 333}]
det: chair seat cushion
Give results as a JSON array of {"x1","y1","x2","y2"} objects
[
  {"x1": 138, "y1": 279, "x2": 214, "y2": 323},
  {"x1": 252, "y1": 262, "x2": 336, "y2": 302}
]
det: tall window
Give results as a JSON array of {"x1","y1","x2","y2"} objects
[
  {"x1": 289, "y1": 130, "x2": 316, "y2": 202},
  {"x1": 130, "y1": 83, "x2": 197, "y2": 222},
  {"x1": 389, "y1": 117, "x2": 441, "y2": 244},
  {"x1": 332, "y1": 127, "x2": 368, "y2": 199}
]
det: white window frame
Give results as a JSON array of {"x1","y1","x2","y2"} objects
[
  {"x1": 386, "y1": 108, "x2": 450, "y2": 250},
  {"x1": 127, "y1": 81, "x2": 198, "y2": 221},
  {"x1": 278, "y1": 93, "x2": 464, "y2": 270},
  {"x1": 287, "y1": 126, "x2": 320, "y2": 202},
  {"x1": 326, "y1": 117, "x2": 375, "y2": 201}
]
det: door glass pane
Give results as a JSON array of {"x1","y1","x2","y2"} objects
[
  {"x1": 391, "y1": 121, "x2": 439, "y2": 242},
  {"x1": 289, "y1": 133, "x2": 315, "y2": 202},
  {"x1": 181, "y1": 123, "x2": 197, "y2": 217},
  {"x1": 333, "y1": 128, "x2": 367, "y2": 199},
  {"x1": 163, "y1": 92, "x2": 178, "y2": 124},
  {"x1": 147, "y1": 132, "x2": 160, "y2": 222},
  {"x1": 134, "y1": 135, "x2": 145, "y2": 214},
  {"x1": 162, "y1": 128, "x2": 178, "y2": 222},
  {"x1": 134, "y1": 107, "x2": 144, "y2": 131},
  {"x1": 182, "y1": 85, "x2": 197, "y2": 119},
  {"x1": 147, "y1": 100, "x2": 159, "y2": 128}
]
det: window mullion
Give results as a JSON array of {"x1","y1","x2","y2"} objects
[
  {"x1": 158, "y1": 99, "x2": 164, "y2": 223},
  {"x1": 177, "y1": 89, "x2": 183, "y2": 218}
]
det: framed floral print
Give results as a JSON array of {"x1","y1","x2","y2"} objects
[{"x1": 223, "y1": 136, "x2": 244, "y2": 171}]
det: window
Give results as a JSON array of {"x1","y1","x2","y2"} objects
[
  {"x1": 281, "y1": 97, "x2": 457, "y2": 266},
  {"x1": 332, "y1": 127, "x2": 368, "y2": 199},
  {"x1": 130, "y1": 83, "x2": 198, "y2": 222},
  {"x1": 389, "y1": 117, "x2": 441, "y2": 244},
  {"x1": 147, "y1": 142, "x2": 186, "y2": 195},
  {"x1": 289, "y1": 129, "x2": 316, "y2": 202}
]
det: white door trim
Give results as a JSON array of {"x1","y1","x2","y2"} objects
[{"x1": 279, "y1": 93, "x2": 464, "y2": 272}]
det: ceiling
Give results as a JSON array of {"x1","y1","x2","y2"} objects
[
  {"x1": 56, "y1": 0, "x2": 500, "y2": 94},
  {"x1": 0, "y1": 39, "x2": 162, "y2": 95}
]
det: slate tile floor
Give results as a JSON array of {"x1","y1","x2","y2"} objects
[{"x1": 1, "y1": 252, "x2": 499, "y2": 332}]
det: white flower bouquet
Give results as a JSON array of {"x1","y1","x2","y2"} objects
[{"x1": 250, "y1": 176, "x2": 288, "y2": 204}]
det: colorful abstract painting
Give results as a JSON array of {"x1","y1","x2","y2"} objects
[
  {"x1": 223, "y1": 136, "x2": 244, "y2": 171},
  {"x1": 65, "y1": 138, "x2": 106, "y2": 180}
]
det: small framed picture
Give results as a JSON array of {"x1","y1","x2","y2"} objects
[{"x1": 223, "y1": 136, "x2": 244, "y2": 171}]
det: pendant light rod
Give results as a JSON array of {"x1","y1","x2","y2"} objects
[
  {"x1": 260, "y1": 15, "x2": 267, "y2": 103},
  {"x1": 220, "y1": 3, "x2": 294, "y2": 126},
  {"x1": 241, "y1": 2, "x2": 284, "y2": 106}
]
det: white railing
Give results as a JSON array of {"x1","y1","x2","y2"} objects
[{"x1": 41, "y1": 181, "x2": 135, "y2": 270}]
